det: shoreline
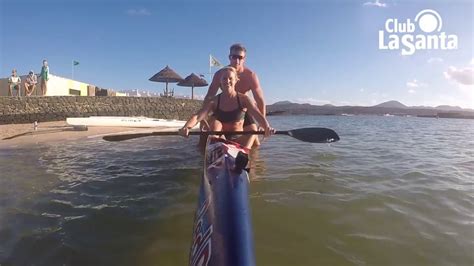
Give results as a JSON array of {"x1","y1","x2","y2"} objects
[{"x1": 0, "y1": 121, "x2": 179, "y2": 149}]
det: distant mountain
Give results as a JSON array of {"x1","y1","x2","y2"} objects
[
  {"x1": 435, "y1": 105, "x2": 463, "y2": 111},
  {"x1": 373, "y1": 101, "x2": 407, "y2": 108},
  {"x1": 266, "y1": 100, "x2": 474, "y2": 119},
  {"x1": 273, "y1": 101, "x2": 293, "y2": 105},
  {"x1": 412, "y1": 105, "x2": 467, "y2": 111}
]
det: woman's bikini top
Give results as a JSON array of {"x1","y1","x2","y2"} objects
[{"x1": 213, "y1": 93, "x2": 246, "y2": 123}]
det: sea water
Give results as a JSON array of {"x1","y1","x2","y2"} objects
[{"x1": 0, "y1": 115, "x2": 473, "y2": 265}]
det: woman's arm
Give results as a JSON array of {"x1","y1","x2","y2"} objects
[{"x1": 179, "y1": 99, "x2": 215, "y2": 137}]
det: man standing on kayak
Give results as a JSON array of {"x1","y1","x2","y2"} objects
[{"x1": 203, "y1": 43, "x2": 265, "y2": 146}]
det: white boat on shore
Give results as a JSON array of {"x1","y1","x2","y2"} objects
[{"x1": 66, "y1": 116, "x2": 190, "y2": 128}]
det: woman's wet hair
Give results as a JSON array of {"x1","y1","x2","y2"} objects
[{"x1": 220, "y1": 66, "x2": 239, "y2": 82}]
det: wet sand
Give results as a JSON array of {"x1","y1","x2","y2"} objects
[{"x1": 0, "y1": 121, "x2": 178, "y2": 149}]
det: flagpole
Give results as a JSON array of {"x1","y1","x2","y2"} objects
[
  {"x1": 72, "y1": 60, "x2": 74, "y2": 80},
  {"x1": 209, "y1": 54, "x2": 212, "y2": 83}
]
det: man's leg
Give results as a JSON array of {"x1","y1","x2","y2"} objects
[
  {"x1": 41, "y1": 80, "x2": 47, "y2": 95},
  {"x1": 198, "y1": 117, "x2": 214, "y2": 147},
  {"x1": 8, "y1": 85, "x2": 13, "y2": 96},
  {"x1": 16, "y1": 85, "x2": 21, "y2": 96},
  {"x1": 30, "y1": 85, "x2": 36, "y2": 96},
  {"x1": 197, "y1": 119, "x2": 223, "y2": 150},
  {"x1": 243, "y1": 113, "x2": 261, "y2": 147},
  {"x1": 238, "y1": 133, "x2": 256, "y2": 149},
  {"x1": 25, "y1": 84, "x2": 32, "y2": 96}
]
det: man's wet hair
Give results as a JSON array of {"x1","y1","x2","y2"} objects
[{"x1": 230, "y1": 43, "x2": 247, "y2": 54}]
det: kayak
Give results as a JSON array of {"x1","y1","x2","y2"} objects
[
  {"x1": 66, "y1": 116, "x2": 190, "y2": 128},
  {"x1": 189, "y1": 136, "x2": 255, "y2": 266}
]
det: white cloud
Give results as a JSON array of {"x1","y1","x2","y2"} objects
[
  {"x1": 442, "y1": 66, "x2": 474, "y2": 109},
  {"x1": 360, "y1": 88, "x2": 365, "y2": 92},
  {"x1": 470, "y1": 58, "x2": 474, "y2": 65},
  {"x1": 408, "y1": 89, "x2": 416, "y2": 94},
  {"x1": 127, "y1": 8, "x2": 151, "y2": 16},
  {"x1": 427, "y1": 57, "x2": 444, "y2": 64},
  {"x1": 444, "y1": 66, "x2": 474, "y2": 85},
  {"x1": 363, "y1": 0, "x2": 387, "y2": 8},
  {"x1": 406, "y1": 79, "x2": 427, "y2": 88},
  {"x1": 456, "y1": 83, "x2": 474, "y2": 95},
  {"x1": 406, "y1": 82, "x2": 418, "y2": 88}
]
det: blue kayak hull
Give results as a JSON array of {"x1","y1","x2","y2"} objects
[{"x1": 189, "y1": 137, "x2": 255, "y2": 266}]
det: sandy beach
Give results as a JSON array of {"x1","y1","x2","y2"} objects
[{"x1": 0, "y1": 121, "x2": 177, "y2": 149}]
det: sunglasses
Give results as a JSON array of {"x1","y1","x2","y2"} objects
[{"x1": 230, "y1": 54, "x2": 244, "y2": 60}]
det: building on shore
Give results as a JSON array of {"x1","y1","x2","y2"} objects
[
  {"x1": 0, "y1": 73, "x2": 126, "y2": 97},
  {"x1": 119, "y1": 89, "x2": 162, "y2": 97}
]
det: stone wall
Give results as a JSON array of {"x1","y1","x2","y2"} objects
[{"x1": 0, "y1": 96, "x2": 202, "y2": 124}]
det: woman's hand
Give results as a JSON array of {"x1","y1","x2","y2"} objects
[
  {"x1": 264, "y1": 126, "x2": 276, "y2": 138},
  {"x1": 179, "y1": 127, "x2": 190, "y2": 138}
]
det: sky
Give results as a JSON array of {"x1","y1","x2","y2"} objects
[{"x1": 1, "y1": 0, "x2": 473, "y2": 108}]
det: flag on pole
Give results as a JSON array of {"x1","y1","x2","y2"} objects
[
  {"x1": 209, "y1": 55, "x2": 222, "y2": 67},
  {"x1": 73, "y1": 60, "x2": 80, "y2": 66}
]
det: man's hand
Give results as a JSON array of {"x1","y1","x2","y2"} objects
[{"x1": 179, "y1": 127, "x2": 190, "y2": 138}]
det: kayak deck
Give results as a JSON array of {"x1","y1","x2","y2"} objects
[{"x1": 189, "y1": 137, "x2": 255, "y2": 266}]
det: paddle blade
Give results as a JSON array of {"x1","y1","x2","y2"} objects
[{"x1": 283, "y1": 127, "x2": 340, "y2": 143}]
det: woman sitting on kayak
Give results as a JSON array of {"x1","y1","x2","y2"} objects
[{"x1": 179, "y1": 66, "x2": 274, "y2": 148}]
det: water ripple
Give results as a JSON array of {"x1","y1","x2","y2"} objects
[{"x1": 1, "y1": 116, "x2": 473, "y2": 265}]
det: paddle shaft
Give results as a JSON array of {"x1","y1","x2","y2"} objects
[
  {"x1": 159, "y1": 130, "x2": 280, "y2": 136},
  {"x1": 103, "y1": 131, "x2": 277, "y2": 141},
  {"x1": 102, "y1": 127, "x2": 340, "y2": 143}
]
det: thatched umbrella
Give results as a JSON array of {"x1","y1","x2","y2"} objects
[
  {"x1": 149, "y1": 65, "x2": 184, "y2": 97},
  {"x1": 177, "y1": 73, "x2": 208, "y2": 99}
]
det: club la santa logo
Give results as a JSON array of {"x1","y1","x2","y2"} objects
[{"x1": 378, "y1": 9, "x2": 458, "y2": 55}]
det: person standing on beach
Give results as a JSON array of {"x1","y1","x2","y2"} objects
[
  {"x1": 204, "y1": 43, "x2": 266, "y2": 146},
  {"x1": 8, "y1": 69, "x2": 21, "y2": 96},
  {"x1": 25, "y1": 71, "x2": 38, "y2": 96},
  {"x1": 40, "y1": 60, "x2": 49, "y2": 96}
]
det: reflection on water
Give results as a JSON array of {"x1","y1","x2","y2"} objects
[
  {"x1": 248, "y1": 147, "x2": 268, "y2": 180},
  {"x1": 1, "y1": 138, "x2": 202, "y2": 265},
  {"x1": 1, "y1": 116, "x2": 473, "y2": 265}
]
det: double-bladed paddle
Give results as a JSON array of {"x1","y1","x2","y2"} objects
[{"x1": 102, "y1": 127, "x2": 340, "y2": 143}]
